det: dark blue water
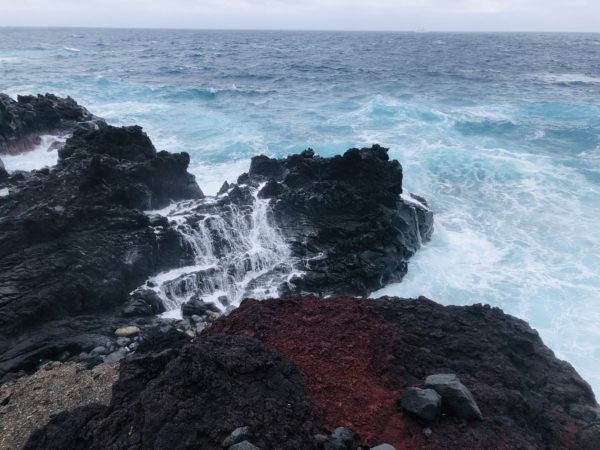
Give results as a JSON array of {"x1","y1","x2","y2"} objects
[{"x1": 1, "y1": 28, "x2": 600, "y2": 392}]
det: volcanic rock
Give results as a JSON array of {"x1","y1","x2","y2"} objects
[
  {"x1": 206, "y1": 295, "x2": 600, "y2": 449},
  {"x1": 238, "y1": 145, "x2": 434, "y2": 296},
  {"x1": 222, "y1": 426, "x2": 252, "y2": 447},
  {"x1": 370, "y1": 445, "x2": 396, "y2": 450},
  {"x1": 122, "y1": 289, "x2": 165, "y2": 317},
  {"x1": 424, "y1": 374, "x2": 482, "y2": 421},
  {"x1": 24, "y1": 334, "x2": 316, "y2": 450},
  {"x1": 181, "y1": 294, "x2": 221, "y2": 318},
  {"x1": 400, "y1": 387, "x2": 442, "y2": 421},
  {"x1": 0, "y1": 157, "x2": 7, "y2": 182},
  {"x1": 0, "y1": 120, "x2": 202, "y2": 377},
  {"x1": 0, "y1": 93, "x2": 105, "y2": 155},
  {"x1": 228, "y1": 442, "x2": 260, "y2": 450}
]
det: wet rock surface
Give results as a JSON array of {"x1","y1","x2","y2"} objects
[
  {"x1": 25, "y1": 334, "x2": 316, "y2": 450},
  {"x1": 0, "y1": 120, "x2": 202, "y2": 377},
  {"x1": 243, "y1": 145, "x2": 434, "y2": 296},
  {"x1": 207, "y1": 295, "x2": 600, "y2": 449},
  {"x1": 0, "y1": 93, "x2": 105, "y2": 155}
]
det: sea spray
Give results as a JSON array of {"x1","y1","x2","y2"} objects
[{"x1": 138, "y1": 184, "x2": 296, "y2": 317}]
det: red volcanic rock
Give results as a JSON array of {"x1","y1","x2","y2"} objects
[
  {"x1": 206, "y1": 295, "x2": 600, "y2": 450},
  {"x1": 208, "y1": 295, "x2": 424, "y2": 448}
]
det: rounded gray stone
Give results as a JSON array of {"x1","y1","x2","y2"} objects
[
  {"x1": 425, "y1": 373, "x2": 483, "y2": 421},
  {"x1": 400, "y1": 387, "x2": 442, "y2": 421}
]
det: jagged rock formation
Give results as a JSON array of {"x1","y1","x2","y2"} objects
[
  {"x1": 207, "y1": 296, "x2": 600, "y2": 449},
  {"x1": 0, "y1": 123, "x2": 202, "y2": 376},
  {"x1": 0, "y1": 93, "x2": 105, "y2": 155},
  {"x1": 24, "y1": 334, "x2": 316, "y2": 450},
  {"x1": 244, "y1": 146, "x2": 434, "y2": 296},
  {"x1": 0, "y1": 93, "x2": 432, "y2": 381}
]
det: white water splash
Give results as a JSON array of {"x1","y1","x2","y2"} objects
[
  {"x1": 2, "y1": 134, "x2": 66, "y2": 172},
  {"x1": 140, "y1": 185, "x2": 296, "y2": 318}
]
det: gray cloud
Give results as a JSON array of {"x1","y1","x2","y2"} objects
[{"x1": 0, "y1": 0, "x2": 598, "y2": 31}]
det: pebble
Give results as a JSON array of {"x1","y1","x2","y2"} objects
[
  {"x1": 228, "y1": 441, "x2": 260, "y2": 450},
  {"x1": 116, "y1": 337, "x2": 131, "y2": 347},
  {"x1": 370, "y1": 445, "x2": 395, "y2": 450},
  {"x1": 115, "y1": 326, "x2": 140, "y2": 337},
  {"x1": 222, "y1": 426, "x2": 251, "y2": 447},
  {"x1": 90, "y1": 346, "x2": 106, "y2": 356}
]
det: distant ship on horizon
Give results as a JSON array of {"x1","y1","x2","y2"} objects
[{"x1": 416, "y1": 26, "x2": 427, "y2": 32}]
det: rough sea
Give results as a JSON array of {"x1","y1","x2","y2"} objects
[{"x1": 1, "y1": 28, "x2": 599, "y2": 394}]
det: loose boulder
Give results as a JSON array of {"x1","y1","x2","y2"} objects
[
  {"x1": 424, "y1": 374, "x2": 483, "y2": 421},
  {"x1": 400, "y1": 387, "x2": 442, "y2": 421}
]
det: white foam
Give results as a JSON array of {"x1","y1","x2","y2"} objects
[
  {"x1": 62, "y1": 46, "x2": 81, "y2": 53},
  {"x1": 0, "y1": 188, "x2": 9, "y2": 197},
  {"x1": 137, "y1": 183, "x2": 295, "y2": 315},
  {"x1": 2, "y1": 135, "x2": 65, "y2": 172},
  {"x1": 540, "y1": 73, "x2": 600, "y2": 84}
]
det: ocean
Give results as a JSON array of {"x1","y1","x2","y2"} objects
[{"x1": 1, "y1": 28, "x2": 600, "y2": 394}]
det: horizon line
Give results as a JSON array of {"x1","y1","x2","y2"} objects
[{"x1": 0, "y1": 25, "x2": 599, "y2": 34}]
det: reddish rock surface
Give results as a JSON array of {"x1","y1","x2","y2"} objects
[{"x1": 207, "y1": 295, "x2": 600, "y2": 450}]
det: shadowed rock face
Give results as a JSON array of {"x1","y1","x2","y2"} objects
[
  {"x1": 0, "y1": 124, "x2": 202, "y2": 376},
  {"x1": 0, "y1": 93, "x2": 105, "y2": 155},
  {"x1": 0, "y1": 158, "x2": 7, "y2": 182},
  {"x1": 207, "y1": 296, "x2": 600, "y2": 449},
  {"x1": 244, "y1": 146, "x2": 434, "y2": 296},
  {"x1": 24, "y1": 334, "x2": 316, "y2": 450}
]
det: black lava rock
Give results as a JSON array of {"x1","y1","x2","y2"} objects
[
  {"x1": 0, "y1": 118, "x2": 202, "y2": 377},
  {"x1": 0, "y1": 93, "x2": 105, "y2": 155},
  {"x1": 242, "y1": 145, "x2": 434, "y2": 296},
  {"x1": 400, "y1": 387, "x2": 442, "y2": 421},
  {"x1": 25, "y1": 334, "x2": 316, "y2": 450}
]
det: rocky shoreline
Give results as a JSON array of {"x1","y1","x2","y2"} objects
[{"x1": 1, "y1": 94, "x2": 599, "y2": 449}]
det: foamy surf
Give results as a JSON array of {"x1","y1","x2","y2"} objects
[{"x1": 2, "y1": 135, "x2": 66, "y2": 172}]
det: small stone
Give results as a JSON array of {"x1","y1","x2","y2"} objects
[
  {"x1": 425, "y1": 374, "x2": 483, "y2": 421},
  {"x1": 222, "y1": 426, "x2": 251, "y2": 447},
  {"x1": 116, "y1": 337, "x2": 131, "y2": 347},
  {"x1": 191, "y1": 314, "x2": 202, "y2": 323},
  {"x1": 325, "y1": 427, "x2": 354, "y2": 450},
  {"x1": 423, "y1": 427, "x2": 432, "y2": 438},
  {"x1": 400, "y1": 387, "x2": 441, "y2": 421},
  {"x1": 370, "y1": 445, "x2": 396, "y2": 450},
  {"x1": 90, "y1": 346, "x2": 107, "y2": 356},
  {"x1": 115, "y1": 326, "x2": 140, "y2": 337},
  {"x1": 128, "y1": 342, "x2": 138, "y2": 351},
  {"x1": 228, "y1": 441, "x2": 260, "y2": 450},
  {"x1": 103, "y1": 348, "x2": 128, "y2": 363},
  {"x1": 185, "y1": 330, "x2": 195, "y2": 338},
  {"x1": 206, "y1": 311, "x2": 221, "y2": 322},
  {"x1": 313, "y1": 434, "x2": 328, "y2": 446}
]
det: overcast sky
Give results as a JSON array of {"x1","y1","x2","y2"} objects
[{"x1": 0, "y1": 0, "x2": 598, "y2": 32}]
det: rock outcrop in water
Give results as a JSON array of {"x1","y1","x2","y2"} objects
[
  {"x1": 25, "y1": 296, "x2": 600, "y2": 450},
  {"x1": 0, "y1": 93, "x2": 431, "y2": 379},
  {"x1": 146, "y1": 146, "x2": 433, "y2": 314},
  {"x1": 243, "y1": 147, "x2": 434, "y2": 296},
  {"x1": 0, "y1": 122, "x2": 202, "y2": 376},
  {"x1": 0, "y1": 93, "x2": 104, "y2": 155}
]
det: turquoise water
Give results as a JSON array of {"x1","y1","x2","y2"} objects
[{"x1": 1, "y1": 28, "x2": 600, "y2": 394}]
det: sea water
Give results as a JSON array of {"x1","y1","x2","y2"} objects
[{"x1": 1, "y1": 28, "x2": 599, "y2": 394}]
